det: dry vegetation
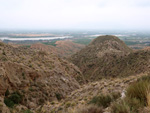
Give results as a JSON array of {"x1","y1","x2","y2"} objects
[
  {"x1": 71, "y1": 35, "x2": 150, "y2": 82},
  {"x1": 0, "y1": 35, "x2": 150, "y2": 113},
  {"x1": 0, "y1": 42, "x2": 83, "y2": 112},
  {"x1": 31, "y1": 40, "x2": 85, "y2": 58}
]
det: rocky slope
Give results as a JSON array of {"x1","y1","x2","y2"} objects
[
  {"x1": 40, "y1": 73, "x2": 147, "y2": 113},
  {"x1": 0, "y1": 35, "x2": 150, "y2": 113},
  {"x1": 0, "y1": 42, "x2": 84, "y2": 112},
  {"x1": 71, "y1": 35, "x2": 150, "y2": 81},
  {"x1": 31, "y1": 40, "x2": 85, "y2": 58}
]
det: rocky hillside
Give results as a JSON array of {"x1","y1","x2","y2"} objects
[
  {"x1": 31, "y1": 40, "x2": 85, "y2": 58},
  {"x1": 0, "y1": 35, "x2": 150, "y2": 113},
  {"x1": 39, "y1": 73, "x2": 148, "y2": 113},
  {"x1": 0, "y1": 42, "x2": 84, "y2": 112},
  {"x1": 71, "y1": 35, "x2": 150, "y2": 81}
]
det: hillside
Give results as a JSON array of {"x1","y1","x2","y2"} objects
[
  {"x1": 39, "y1": 73, "x2": 149, "y2": 113},
  {"x1": 0, "y1": 42, "x2": 84, "y2": 112},
  {"x1": 31, "y1": 40, "x2": 85, "y2": 58},
  {"x1": 0, "y1": 35, "x2": 150, "y2": 113},
  {"x1": 71, "y1": 35, "x2": 150, "y2": 81}
]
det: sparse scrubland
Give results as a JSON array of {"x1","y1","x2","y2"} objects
[{"x1": 0, "y1": 35, "x2": 150, "y2": 113}]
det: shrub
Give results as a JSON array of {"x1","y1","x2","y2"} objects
[
  {"x1": 55, "y1": 93, "x2": 63, "y2": 101},
  {"x1": 5, "y1": 89, "x2": 10, "y2": 97},
  {"x1": 77, "y1": 105, "x2": 103, "y2": 113},
  {"x1": 9, "y1": 92, "x2": 23, "y2": 104},
  {"x1": 125, "y1": 97, "x2": 143, "y2": 112},
  {"x1": 111, "y1": 100, "x2": 130, "y2": 113},
  {"x1": 111, "y1": 76, "x2": 150, "y2": 113},
  {"x1": 4, "y1": 91, "x2": 23, "y2": 108},
  {"x1": 4, "y1": 98, "x2": 14, "y2": 108},
  {"x1": 137, "y1": 75, "x2": 150, "y2": 82},
  {"x1": 111, "y1": 97, "x2": 144, "y2": 113},
  {"x1": 126, "y1": 79, "x2": 150, "y2": 105},
  {"x1": 89, "y1": 94, "x2": 112, "y2": 108}
]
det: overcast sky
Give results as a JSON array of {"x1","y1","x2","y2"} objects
[{"x1": 0, "y1": 0, "x2": 150, "y2": 30}]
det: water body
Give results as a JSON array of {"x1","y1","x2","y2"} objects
[{"x1": 0, "y1": 36, "x2": 72, "y2": 41}]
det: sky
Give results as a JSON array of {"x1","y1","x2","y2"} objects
[{"x1": 0, "y1": 0, "x2": 150, "y2": 30}]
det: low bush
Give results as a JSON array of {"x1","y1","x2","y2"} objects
[
  {"x1": 89, "y1": 92, "x2": 120, "y2": 108},
  {"x1": 137, "y1": 75, "x2": 150, "y2": 82},
  {"x1": 126, "y1": 78, "x2": 150, "y2": 105},
  {"x1": 111, "y1": 97, "x2": 144, "y2": 113},
  {"x1": 4, "y1": 91, "x2": 23, "y2": 108},
  {"x1": 126, "y1": 97, "x2": 143, "y2": 112},
  {"x1": 111, "y1": 100, "x2": 130, "y2": 113},
  {"x1": 89, "y1": 94, "x2": 112, "y2": 108},
  {"x1": 9, "y1": 92, "x2": 23, "y2": 104},
  {"x1": 5, "y1": 89, "x2": 10, "y2": 97},
  {"x1": 55, "y1": 93, "x2": 63, "y2": 101},
  {"x1": 4, "y1": 98, "x2": 14, "y2": 108}
]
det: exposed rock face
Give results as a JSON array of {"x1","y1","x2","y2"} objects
[
  {"x1": 71, "y1": 35, "x2": 150, "y2": 81},
  {"x1": 0, "y1": 42, "x2": 83, "y2": 109}
]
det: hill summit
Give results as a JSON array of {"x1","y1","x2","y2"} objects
[
  {"x1": 71, "y1": 35, "x2": 150, "y2": 81},
  {"x1": 89, "y1": 35, "x2": 132, "y2": 54}
]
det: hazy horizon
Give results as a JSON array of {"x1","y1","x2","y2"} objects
[{"x1": 0, "y1": 0, "x2": 150, "y2": 30}]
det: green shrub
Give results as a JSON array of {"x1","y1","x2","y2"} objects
[
  {"x1": 4, "y1": 98, "x2": 14, "y2": 108},
  {"x1": 89, "y1": 94, "x2": 112, "y2": 108},
  {"x1": 9, "y1": 92, "x2": 23, "y2": 104},
  {"x1": 55, "y1": 93, "x2": 63, "y2": 101},
  {"x1": 5, "y1": 89, "x2": 10, "y2": 97},
  {"x1": 4, "y1": 91, "x2": 23, "y2": 108}
]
